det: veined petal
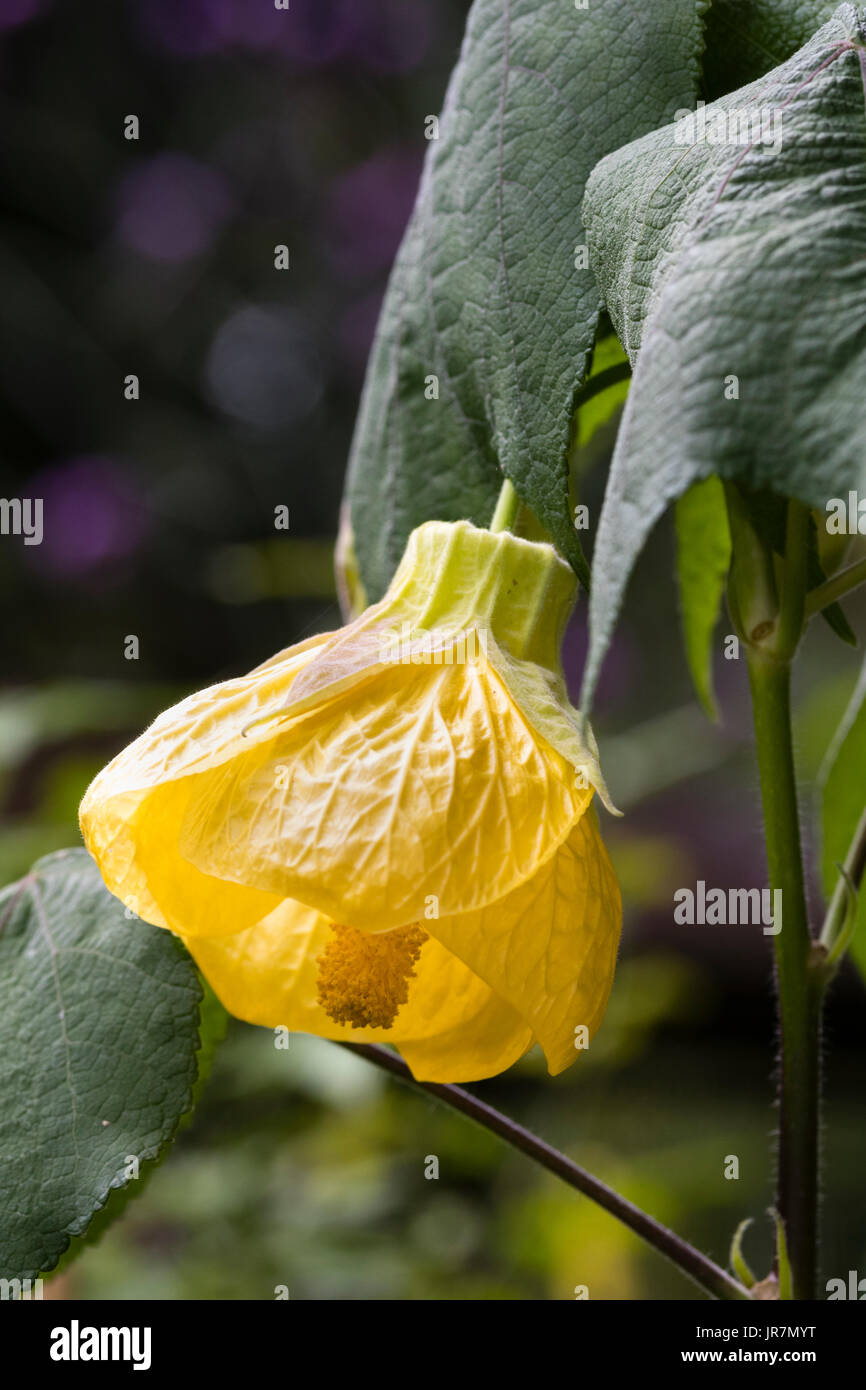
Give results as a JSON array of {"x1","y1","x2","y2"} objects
[
  {"x1": 177, "y1": 656, "x2": 592, "y2": 932},
  {"x1": 182, "y1": 899, "x2": 533, "y2": 1084},
  {"x1": 397, "y1": 996, "x2": 533, "y2": 1083},
  {"x1": 79, "y1": 633, "x2": 330, "y2": 934},
  {"x1": 426, "y1": 809, "x2": 622, "y2": 1076},
  {"x1": 487, "y1": 637, "x2": 618, "y2": 813},
  {"x1": 82, "y1": 632, "x2": 330, "y2": 801}
]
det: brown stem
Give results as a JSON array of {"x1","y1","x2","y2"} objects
[{"x1": 339, "y1": 1041, "x2": 750, "y2": 1301}]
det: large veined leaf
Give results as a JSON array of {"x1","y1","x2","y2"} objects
[
  {"x1": 580, "y1": 4, "x2": 866, "y2": 707},
  {"x1": 345, "y1": 0, "x2": 709, "y2": 601},
  {"x1": 0, "y1": 849, "x2": 204, "y2": 1280},
  {"x1": 702, "y1": 0, "x2": 839, "y2": 98},
  {"x1": 820, "y1": 657, "x2": 866, "y2": 980}
]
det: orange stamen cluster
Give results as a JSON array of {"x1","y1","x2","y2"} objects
[{"x1": 317, "y1": 922, "x2": 427, "y2": 1029}]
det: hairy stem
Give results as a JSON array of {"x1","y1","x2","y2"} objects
[
  {"x1": 724, "y1": 490, "x2": 823, "y2": 1300},
  {"x1": 746, "y1": 652, "x2": 821, "y2": 1300},
  {"x1": 340, "y1": 1041, "x2": 750, "y2": 1301}
]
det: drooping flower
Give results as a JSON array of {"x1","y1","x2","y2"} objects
[{"x1": 80, "y1": 520, "x2": 621, "y2": 1082}]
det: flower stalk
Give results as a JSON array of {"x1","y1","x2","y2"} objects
[
  {"x1": 489, "y1": 477, "x2": 522, "y2": 533},
  {"x1": 342, "y1": 1042, "x2": 750, "y2": 1301}
]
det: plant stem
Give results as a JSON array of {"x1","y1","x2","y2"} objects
[
  {"x1": 746, "y1": 651, "x2": 821, "y2": 1299},
  {"x1": 725, "y1": 490, "x2": 823, "y2": 1299},
  {"x1": 806, "y1": 554, "x2": 866, "y2": 618},
  {"x1": 340, "y1": 1041, "x2": 750, "y2": 1301},
  {"x1": 489, "y1": 478, "x2": 521, "y2": 533}
]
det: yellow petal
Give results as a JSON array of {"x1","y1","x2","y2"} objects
[
  {"x1": 183, "y1": 898, "x2": 533, "y2": 1084},
  {"x1": 118, "y1": 774, "x2": 284, "y2": 936},
  {"x1": 177, "y1": 656, "x2": 591, "y2": 932},
  {"x1": 426, "y1": 808, "x2": 622, "y2": 1075},
  {"x1": 486, "y1": 637, "x2": 618, "y2": 813},
  {"x1": 79, "y1": 633, "x2": 329, "y2": 934}
]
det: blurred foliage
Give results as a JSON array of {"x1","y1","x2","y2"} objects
[{"x1": 43, "y1": 1025, "x2": 866, "y2": 1301}]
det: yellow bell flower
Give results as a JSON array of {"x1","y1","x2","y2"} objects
[{"x1": 80, "y1": 520, "x2": 621, "y2": 1083}]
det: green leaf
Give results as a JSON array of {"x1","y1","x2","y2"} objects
[
  {"x1": 51, "y1": 979, "x2": 227, "y2": 1279},
  {"x1": 820, "y1": 657, "x2": 866, "y2": 979},
  {"x1": 675, "y1": 477, "x2": 732, "y2": 719},
  {"x1": 729, "y1": 1216, "x2": 757, "y2": 1289},
  {"x1": 346, "y1": 0, "x2": 710, "y2": 601},
  {"x1": 702, "y1": 1, "x2": 840, "y2": 99},
  {"x1": 0, "y1": 849, "x2": 204, "y2": 1279},
  {"x1": 772, "y1": 1207, "x2": 793, "y2": 1301},
  {"x1": 580, "y1": 4, "x2": 866, "y2": 708}
]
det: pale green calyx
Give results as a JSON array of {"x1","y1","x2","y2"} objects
[{"x1": 384, "y1": 520, "x2": 578, "y2": 670}]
